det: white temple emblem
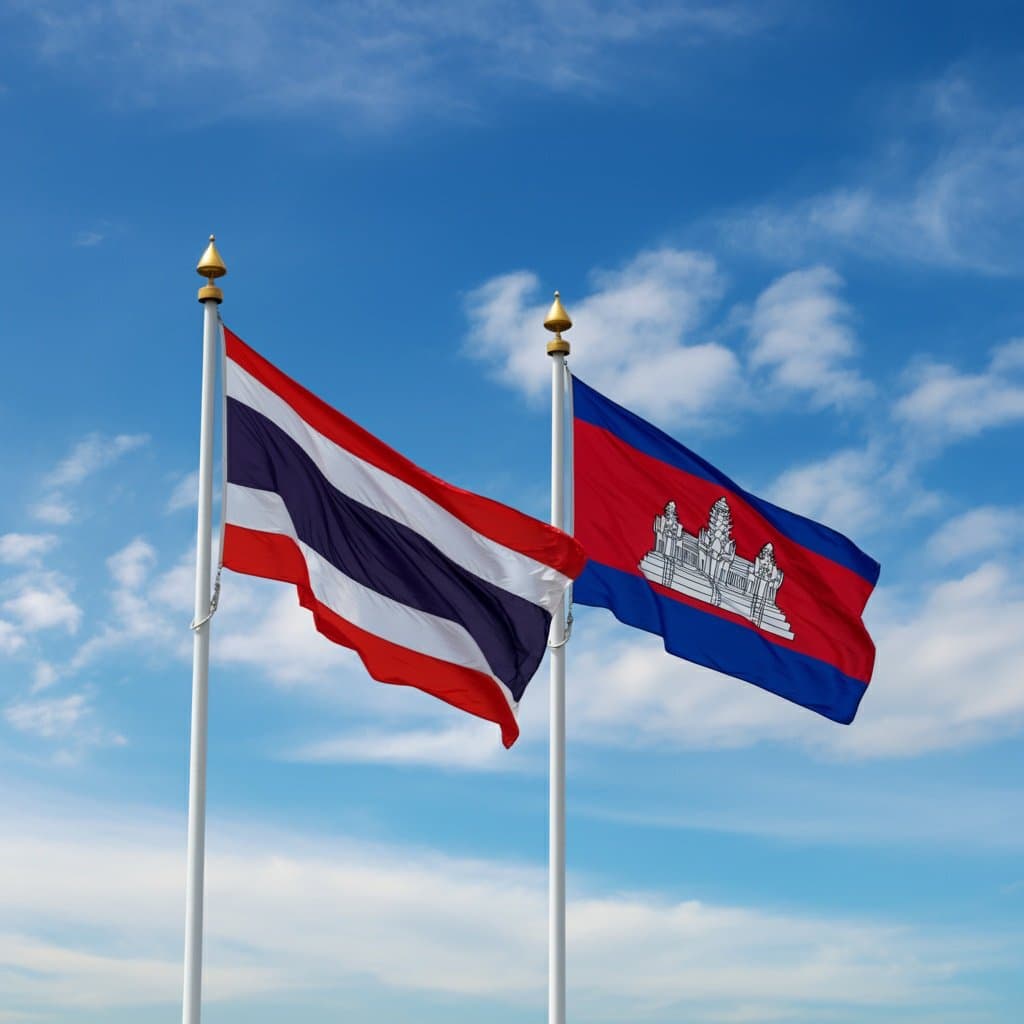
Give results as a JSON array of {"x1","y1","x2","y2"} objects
[{"x1": 639, "y1": 498, "x2": 795, "y2": 640}]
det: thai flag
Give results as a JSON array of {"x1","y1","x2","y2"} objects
[
  {"x1": 572, "y1": 376, "x2": 879, "y2": 724},
  {"x1": 221, "y1": 327, "x2": 586, "y2": 746}
]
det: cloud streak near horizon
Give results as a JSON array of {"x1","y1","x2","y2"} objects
[
  {"x1": 0, "y1": 796, "x2": 1004, "y2": 1022},
  {"x1": 8, "y1": 0, "x2": 767, "y2": 127}
]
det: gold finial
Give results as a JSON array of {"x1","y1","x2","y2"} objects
[
  {"x1": 197, "y1": 234, "x2": 227, "y2": 303},
  {"x1": 544, "y1": 290, "x2": 571, "y2": 356}
]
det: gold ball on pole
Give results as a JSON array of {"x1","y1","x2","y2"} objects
[
  {"x1": 197, "y1": 234, "x2": 227, "y2": 304},
  {"x1": 544, "y1": 290, "x2": 572, "y2": 357}
]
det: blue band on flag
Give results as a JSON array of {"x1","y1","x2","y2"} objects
[
  {"x1": 227, "y1": 398, "x2": 549, "y2": 700},
  {"x1": 572, "y1": 377, "x2": 880, "y2": 587},
  {"x1": 575, "y1": 559, "x2": 867, "y2": 724}
]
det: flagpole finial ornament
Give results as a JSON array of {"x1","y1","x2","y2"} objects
[
  {"x1": 544, "y1": 290, "x2": 572, "y2": 356},
  {"x1": 196, "y1": 233, "x2": 226, "y2": 304}
]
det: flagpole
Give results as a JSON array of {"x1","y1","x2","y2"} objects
[
  {"x1": 182, "y1": 235, "x2": 227, "y2": 1024},
  {"x1": 544, "y1": 291, "x2": 573, "y2": 1024}
]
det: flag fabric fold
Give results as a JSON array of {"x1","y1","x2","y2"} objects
[
  {"x1": 221, "y1": 326, "x2": 586, "y2": 746},
  {"x1": 572, "y1": 375, "x2": 879, "y2": 724}
]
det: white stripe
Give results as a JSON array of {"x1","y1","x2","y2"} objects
[
  {"x1": 226, "y1": 484, "x2": 518, "y2": 714},
  {"x1": 225, "y1": 357, "x2": 569, "y2": 612}
]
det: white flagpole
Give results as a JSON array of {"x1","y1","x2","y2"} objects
[
  {"x1": 544, "y1": 291, "x2": 573, "y2": 1024},
  {"x1": 182, "y1": 235, "x2": 227, "y2": 1024}
]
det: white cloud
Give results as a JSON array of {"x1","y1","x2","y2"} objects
[
  {"x1": 894, "y1": 338, "x2": 1024, "y2": 444},
  {"x1": 4, "y1": 694, "x2": 88, "y2": 739},
  {"x1": 747, "y1": 267, "x2": 871, "y2": 409},
  {"x1": 13, "y1": 1, "x2": 764, "y2": 126},
  {"x1": 0, "y1": 533, "x2": 58, "y2": 566},
  {"x1": 69, "y1": 539, "x2": 181, "y2": 671},
  {"x1": 4, "y1": 693, "x2": 125, "y2": 753},
  {"x1": 926, "y1": 506, "x2": 1024, "y2": 564},
  {"x1": 0, "y1": 797, "x2": 998, "y2": 1019},
  {"x1": 26, "y1": 433, "x2": 147, "y2": 532},
  {"x1": 2, "y1": 574, "x2": 82, "y2": 634},
  {"x1": 768, "y1": 446, "x2": 885, "y2": 538},
  {"x1": 30, "y1": 497, "x2": 73, "y2": 525},
  {"x1": 290, "y1": 721, "x2": 527, "y2": 772},
  {"x1": 991, "y1": 336, "x2": 1024, "y2": 372},
  {"x1": 166, "y1": 469, "x2": 198, "y2": 512},
  {"x1": 583, "y1": 777, "x2": 1024, "y2": 852},
  {"x1": 766, "y1": 440, "x2": 939, "y2": 540},
  {"x1": 31, "y1": 661, "x2": 58, "y2": 692},
  {"x1": 44, "y1": 432, "x2": 149, "y2": 489},
  {"x1": 72, "y1": 229, "x2": 104, "y2": 247},
  {"x1": 0, "y1": 620, "x2": 24, "y2": 655},
  {"x1": 833, "y1": 561, "x2": 1024, "y2": 757},
  {"x1": 106, "y1": 537, "x2": 157, "y2": 589},
  {"x1": 466, "y1": 249, "x2": 743, "y2": 425},
  {"x1": 0, "y1": 930, "x2": 275, "y2": 1011},
  {"x1": 719, "y1": 74, "x2": 1024, "y2": 273}
]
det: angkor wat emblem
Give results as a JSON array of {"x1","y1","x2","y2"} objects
[{"x1": 639, "y1": 497, "x2": 795, "y2": 640}]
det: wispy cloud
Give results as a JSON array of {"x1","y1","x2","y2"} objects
[
  {"x1": 289, "y1": 721, "x2": 530, "y2": 772},
  {"x1": 30, "y1": 661, "x2": 58, "y2": 693},
  {"x1": 30, "y1": 497, "x2": 73, "y2": 526},
  {"x1": 165, "y1": 469, "x2": 198, "y2": 512},
  {"x1": 5, "y1": 693, "x2": 89, "y2": 739},
  {"x1": 0, "y1": 533, "x2": 57, "y2": 566},
  {"x1": 68, "y1": 537, "x2": 180, "y2": 672},
  {"x1": 3, "y1": 691, "x2": 124, "y2": 756},
  {"x1": 894, "y1": 338, "x2": 1024, "y2": 445},
  {"x1": 761, "y1": 339, "x2": 1024, "y2": 539},
  {"x1": 0, "y1": 795, "x2": 1002, "y2": 1020},
  {"x1": 28, "y1": 432, "x2": 149, "y2": 530},
  {"x1": 926, "y1": 506, "x2": 1024, "y2": 565},
  {"x1": 581, "y1": 776, "x2": 1024, "y2": 852},
  {"x1": 44, "y1": 432, "x2": 148, "y2": 489},
  {"x1": 0, "y1": 620, "x2": 24, "y2": 655},
  {"x1": 13, "y1": 0, "x2": 767, "y2": 127},
  {"x1": 768, "y1": 446, "x2": 889, "y2": 538},
  {"x1": 71, "y1": 229, "x2": 104, "y2": 248},
  {"x1": 718, "y1": 73, "x2": 1024, "y2": 274},
  {"x1": 106, "y1": 537, "x2": 157, "y2": 590},
  {"x1": 747, "y1": 266, "x2": 872, "y2": 409},
  {"x1": 2, "y1": 573, "x2": 82, "y2": 634},
  {"x1": 767, "y1": 441, "x2": 938, "y2": 539}
]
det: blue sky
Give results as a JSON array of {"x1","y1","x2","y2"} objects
[{"x1": 2, "y1": 1, "x2": 1024, "y2": 1020}]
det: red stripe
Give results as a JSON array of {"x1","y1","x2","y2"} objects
[
  {"x1": 224, "y1": 326, "x2": 585, "y2": 581},
  {"x1": 222, "y1": 524, "x2": 521, "y2": 748},
  {"x1": 575, "y1": 419, "x2": 876, "y2": 684}
]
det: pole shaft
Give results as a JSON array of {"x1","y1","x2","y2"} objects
[
  {"x1": 182, "y1": 298, "x2": 219, "y2": 1024},
  {"x1": 549, "y1": 353, "x2": 567, "y2": 1024}
]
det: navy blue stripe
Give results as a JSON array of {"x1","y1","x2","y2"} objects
[
  {"x1": 226, "y1": 398, "x2": 549, "y2": 701},
  {"x1": 575, "y1": 560, "x2": 867, "y2": 724},
  {"x1": 572, "y1": 376, "x2": 881, "y2": 587}
]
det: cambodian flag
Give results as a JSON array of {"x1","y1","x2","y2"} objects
[
  {"x1": 572, "y1": 376, "x2": 879, "y2": 724},
  {"x1": 221, "y1": 327, "x2": 586, "y2": 746}
]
